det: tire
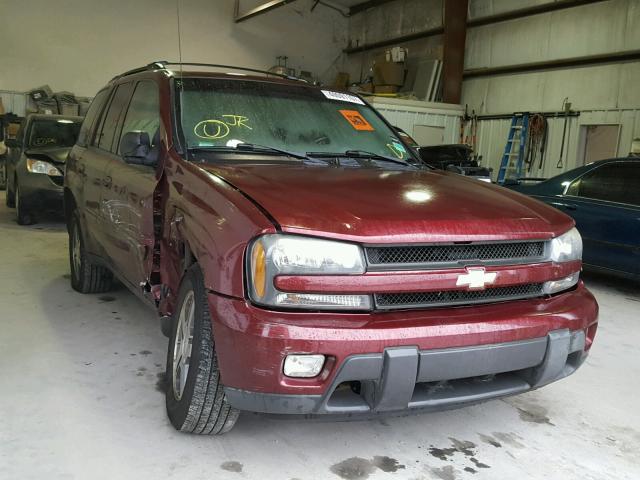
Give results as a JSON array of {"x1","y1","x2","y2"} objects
[
  {"x1": 5, "y1": 182, "x2": 15, "y2": 208},
  {"x1": 15, "y1": 184, "x2": 34, "y2": 225},
  {"x1": 165, "y1": 264, "x2": 239, "y2": 435},
  {"x1": 0, "y1": 163, "x2": 6, "y2": 191},
  {"x1": 69, "y1": 211, "x2": 113, "y2": 293}
]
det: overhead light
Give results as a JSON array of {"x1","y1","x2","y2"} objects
[{"x1": 57, "y1": 119, "x2": 74, "y2": 124}]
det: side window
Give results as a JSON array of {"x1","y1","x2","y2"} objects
[
  {"x1": 567, "y1": 163, "x2": 640, "y2": 206},
  {"x1": 95, "y1": 82, "x2": 133, "y2": 153},
  {"x1": 77, "y1": 89, "x2": 110, "y2": 147},
  {"x1": 118, "y1": 80, "x2": 160, "y2": 155}
]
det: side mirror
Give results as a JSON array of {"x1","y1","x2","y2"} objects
[
  {"x1": 121, "y1": 131, "x2": 156, "y2": 166},
  {"x1": 5, "y1": 138, "x2": 20, "y2": 148}
]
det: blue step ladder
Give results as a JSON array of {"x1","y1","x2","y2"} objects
[{"x1": 497, "y1": 113, "x2": 529, "y2": 184}]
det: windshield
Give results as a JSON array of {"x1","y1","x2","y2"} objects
[
  {"x1": 28, "y1": 119, "x2": 81, "y2": 149},
  {"x1": 176, "y1": 78, "x2": 412, "y2": 162}
]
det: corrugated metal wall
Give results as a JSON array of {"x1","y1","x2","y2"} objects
[{"x1": 475, "y1": 109, "x2": 640, "y2": 179}]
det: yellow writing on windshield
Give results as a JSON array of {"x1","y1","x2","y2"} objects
[
  {"x1": 194, "y1": 115, "x2": 252, "y2": 140},
  {"x1": 221, "y1": 115, "x2": 252, "y2": 130}
]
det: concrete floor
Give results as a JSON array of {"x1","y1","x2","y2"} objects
[{"x1": 0, "y1": 192, "x2": 638, "y2": 480}]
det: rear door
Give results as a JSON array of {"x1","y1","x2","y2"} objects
[
  {"x1": 101, "y1": 79, "x2": 161, "y2": 290},
  {"x1": 80, "y1": 83, "x2": 134, "y2": 257},
  {"x1": 563, "y1": 161, "x2": 640, "y2": 276}
]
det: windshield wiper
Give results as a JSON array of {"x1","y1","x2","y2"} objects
[
  {"x1": 189, "y1": 143, "x2": 310, "y2": 160},
  {"x1": 307, "y1": 150, "x2": 414, "y2": 167}
]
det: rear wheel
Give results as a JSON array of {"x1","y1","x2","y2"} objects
[
  {"x1": 15, "y1": 184, "x2": 34, "y2": 225},
  {"x1": 69, "y1": 211, "x2": 113, "y2": 293},
  {"x1": 165, "y1": 265, "x2": 239, "y2": 435}
]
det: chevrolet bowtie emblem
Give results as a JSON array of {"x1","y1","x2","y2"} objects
[{"x1": 456, "y1": 267, "x2": 497, "y2": 290}]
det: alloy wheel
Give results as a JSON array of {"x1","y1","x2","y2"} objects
[{"x1": 172, "y1": 291, "x2": 195, "y2": 400}]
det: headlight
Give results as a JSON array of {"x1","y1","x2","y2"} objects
[
  {"x1": 549, "y1": 227, "x2": 582, "y2": 262},
  {"x1": 248, "y1": 234, "x2": 371, "y2": 310},
  {"x1": 26, "y1": 158, "x2": 62, "y2": 176}
]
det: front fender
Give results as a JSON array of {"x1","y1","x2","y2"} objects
[{"x1": 160, "y1": 155, "x2": 276, "y2": 314}]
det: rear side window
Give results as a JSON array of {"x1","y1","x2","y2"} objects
[
  {"x1": 118, "y1": 80, "x2": 160, "y2": 155},
  {"x1": 94, "y1": 82, "x2": 133, "y2": 153},
  {"x1": 77, "y1": 89, "x2": 109, "y2": 147},
  {"x1": 567, "y1": 162, "x2": 640, "y2": 206}
]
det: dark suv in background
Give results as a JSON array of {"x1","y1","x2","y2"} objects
[
  {"x1": 5, "y1": 114, "x2": 82, "y2": 224},
  {"x1": 64, "y1": 61, "x2": 597, "y2": 435}
]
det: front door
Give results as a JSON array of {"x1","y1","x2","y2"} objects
[
  {"x1": 563, "y1": 161, "x2": 640, "y2": 276},
  {"x1": 101, "y1": 80, "x2": 161, "y2": 290}
]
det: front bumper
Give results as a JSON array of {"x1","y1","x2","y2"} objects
[
  {"x1": 208, "y1": 282, "x2": 598, "y2": 415},
  {"x1": 19, "y1": 171, "x2": 64, "y2": 212}
]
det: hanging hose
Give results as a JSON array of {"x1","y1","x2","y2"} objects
[{"x1": 525, "y1": 113, "x2": 547, "y2": 173}]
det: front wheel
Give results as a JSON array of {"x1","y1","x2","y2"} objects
[
  {"x1": 165, "y1": 265, "x2": 239, "y2": 435},
  {"x1": 15, "y1": 184, "x2": 34, "y2": 225}
]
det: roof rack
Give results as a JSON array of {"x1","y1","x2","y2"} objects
[{"x1": 112, "y1": 60, "x2": 304, "y2": 82}]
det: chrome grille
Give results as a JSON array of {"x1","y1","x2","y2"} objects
[
  {"x1": 375, "y1": 283, "x2": 544, "y2": 310},
  {"x1": 366, "y1": 241, "x2": 545, "y2": 269}
]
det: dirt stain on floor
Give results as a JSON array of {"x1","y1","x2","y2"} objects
[
  {"x1": 478, "y1": 433, "x2": 502, "y2": 448},
  {"x1": 330, "y1": 456, "x2": 405, "y2": 480},
  {"x1": 492, "y1": 432, "x2": 525, "y2": 449},
  {"x1": 330, "y1": 457, "x2": 376, "y2": 480},
  {"x1": 516, "y1": 406, "x2": 554, "y2": 425},
  {"x1": 155, "y1": 372, "x2": 166, "y2": 393},
  {"x1": 428, "y1": 438, "x2": 491, "y2": 473},
  {"x1": 504, "y1": 397, "x2": 555, "y2": 426},
  {"x1": 98, "y1": 295, "x2": 116, "y2": 303},
  {"x1": 220, "y1": 461, "x2": 243, "y2": 473},
  {"x1": 429, "y1": 465, "x2": 457, "y2": 480},
  {"x1": 372, "y1": 456, "x2": 405, "y2": 473}
]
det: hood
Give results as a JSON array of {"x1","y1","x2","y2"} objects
[
  {"x1": 203, "y1": 164, "x2": 574, "y2": 243},
  {"x1": 24, "y1": 147, "x2": 71, "y2": 165}
]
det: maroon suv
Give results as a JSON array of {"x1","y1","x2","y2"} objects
[{"x1": 65, "y1": 62, "x2": 598, "y2": 435}]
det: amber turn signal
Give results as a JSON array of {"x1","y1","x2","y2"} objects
[{"x1": 251, "y1": 241, "x2": 267, "y2": 298}]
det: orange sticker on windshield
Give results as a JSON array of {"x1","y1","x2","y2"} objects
[{"x1": 339, "y1": 110, "x2": 374, "y2": 131}]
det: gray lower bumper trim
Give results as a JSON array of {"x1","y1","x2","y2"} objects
[{"x1": 224, "y1": 329, "x2": 587, "y2": 415}]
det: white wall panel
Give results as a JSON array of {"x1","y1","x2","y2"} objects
[
  {"x1": 370, "y1": 98, "x2": 463, "y2": 145},
  {"x1": 0, "y1": 0, "x2": 347, "y2": 98}
]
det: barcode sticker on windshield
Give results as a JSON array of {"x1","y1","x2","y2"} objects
[{"x1": 321, "y1": 90, "x2": 365, "y2": 105}]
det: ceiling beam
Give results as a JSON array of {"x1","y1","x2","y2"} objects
[
  {"x1": 234, "y1": 0, "x2": 298, "y2": 23},
  {"x1": 463, "y1": 49, "x2": 640, "y2": 79},
  {"x1": 349, "y1": 0, "x2": 398, "y2": 15}
]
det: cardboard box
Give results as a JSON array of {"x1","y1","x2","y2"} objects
[
  {"x1": 333, "y1": 72, "x2": 350, "y2": 90},
  {"x1": 60, "y1": 103, "x2": 80, "y2": 116},
  {"x1": 374, "y1": 85, "x2": 399, "y2": 94},
  {"x1": 373, "y1": 61, "x2": 405, "y2": 87},
  {"x1": 358, "y1": 83, "x2": 374, "y2": 93},
  {"x1": 7, "y1": 123, "x2": 21, "y2": 138}
]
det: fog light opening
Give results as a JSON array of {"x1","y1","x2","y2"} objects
[{"x1": 283, "y1": 354, "x2": 326, "y2": 378}]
